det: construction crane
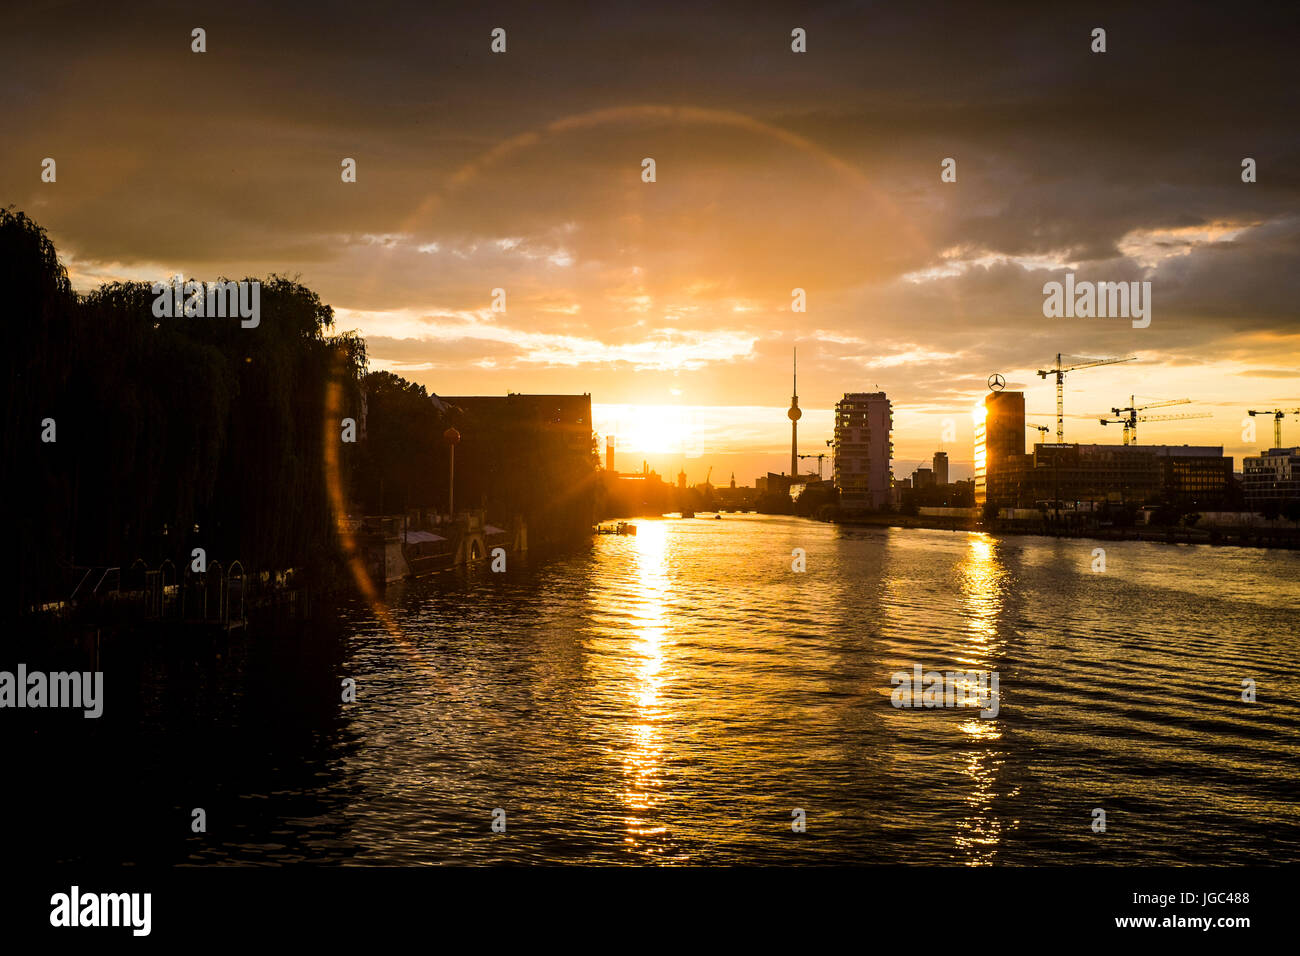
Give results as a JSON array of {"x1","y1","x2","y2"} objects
[
  {"x1": 1024, "y1": 412, "x2": 1057, "y2": 443},
  {"x1": 1099, "y1": 397, "x2": 1210, "y2": 445},
  {"x1": 1100, "y1": 410, "x2": 1212, "y2": 444},
  {"x1": 1036, "y1": 353, "x2": 1135, "y2": 442},
  {"x1": 798, "y1": 452, "x2": 828, "y2": 479},
  {"x1": 1247, "y1": 408, "x2": 1300, "y2": 448}
]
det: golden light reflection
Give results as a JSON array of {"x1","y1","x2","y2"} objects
[
  {"x1": 953, "y1": 533, "x2": 1015, "y2": 864},
  {"x1": 621, "y1": 520, "x2": 670, "y2": 848},
  {"x1": 952, "y1": 736, "x2": 1013, "y2": 866},
  {"x1": 958, "y1": 534, "x2": 1002, "y2": 647}
]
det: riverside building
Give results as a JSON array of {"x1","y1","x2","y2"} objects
[{"x1": 833, "y1": 392, "x2": 893, "y2": 510}]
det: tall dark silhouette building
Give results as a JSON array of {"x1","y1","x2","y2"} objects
[
  {"x1": 933, "y1": 451, "x2": 949, "y2": 485},
  {"x1": 974, "y1": 390, "x2": 1026, "y2": 507}
]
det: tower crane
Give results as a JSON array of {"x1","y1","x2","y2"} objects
[
  {"x1": 1098, "y1": 397, "x2": 1210, "y2": 444},
  {"x1": 1024, "y1": 411, "x2": 1056, "y2": 443},
  {"x1": 1247, "y1": 408, "x2": 1300, "y2": 448},
  {"x1": 798, "y1": 452, "x2": 828, "y2": 479},
  {"x1": 1036, "y1": 354, "x2": 1135, "y2": 442},
  {"x1": 1099, "y1": 411, "x2": 1212, "y2": 444}
]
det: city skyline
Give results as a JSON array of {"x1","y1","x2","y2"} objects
[{"x1": 591, "y1": 370, "x2": 1290, "y2": 488}]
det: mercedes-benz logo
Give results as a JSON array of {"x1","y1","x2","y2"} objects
[{"x1": 988, "y1": 373, "x2": 1006, "y2": 391}]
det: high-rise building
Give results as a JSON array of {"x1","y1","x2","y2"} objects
[
  {"x1": 974, "y1": 390, "x2": 1026, "y2": 506},
  {"x1": 1242, "y1": 446, "x2": 1300, "y2": 509},
  {"x1": 833, "y1": 392, "x2": 892, "y2": 509},
  {"x1": 933, "y1": 451, "x2": 949, "y2": 486}
]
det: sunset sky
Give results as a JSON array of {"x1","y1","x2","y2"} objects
[{"x1": 5, "y1": 1, "x2": 1297, "y2": 483}]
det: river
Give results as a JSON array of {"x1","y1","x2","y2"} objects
[{"x1": 21, "y1": 515, "x2": 1300, "y2": 865}]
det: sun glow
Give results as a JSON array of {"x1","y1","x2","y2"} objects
[{"x1": 600, "y1": 405, "x2": 700, "y2": 455}]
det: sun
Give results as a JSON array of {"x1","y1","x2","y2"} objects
[{"x1": 603, "y1": 404, "x2": 696, "y2": 455}]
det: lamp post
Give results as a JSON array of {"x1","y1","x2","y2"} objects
[{"x1": 444, "y1": 427, "x2": 461, "y2": 517}]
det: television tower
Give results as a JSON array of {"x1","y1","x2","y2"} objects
[{"x1": 787, "y1": 347, "x2": 801, "y2": 476}]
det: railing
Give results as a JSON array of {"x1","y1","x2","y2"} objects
[
  {"x1": 54, "y1": 558, "x2": 248, "y2": 626},
  {"x1": 69, "y1": 566, "x2": 120, "y2": 602}
]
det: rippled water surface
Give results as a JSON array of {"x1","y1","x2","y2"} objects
[{"x1": 27, "y1": 516, "x2": 1300, "y2": 865}]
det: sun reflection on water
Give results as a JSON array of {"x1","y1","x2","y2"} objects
[
  {"x1": 621, "y1": 521, "x2": 670, "y2": 848},
  {"x1": 958, "y1": 534, "x2": 1003, "y2": 648},
  {"x1": 954, "y1": 533, "x2": 1015, "y2": 864}
]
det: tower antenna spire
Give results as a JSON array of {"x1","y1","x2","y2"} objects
[{"x1": 787, "y1": 346, "x2": 802, "y2": 476}]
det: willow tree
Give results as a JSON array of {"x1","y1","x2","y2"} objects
[
  {"x1": 3, "y1": 210, "x2": 369, "y2": 615},
  {"x1": 1, "y1": 208, "x2": 76, "y2": 616}
]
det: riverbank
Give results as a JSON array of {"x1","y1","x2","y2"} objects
[{"x1": 825, "y1": 511, "x2": 1300, "y2": 549}]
